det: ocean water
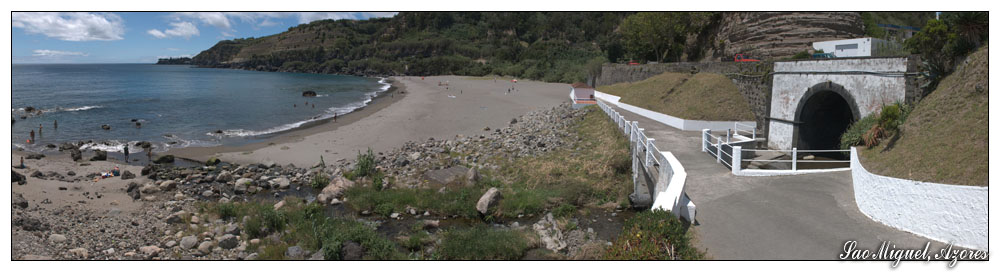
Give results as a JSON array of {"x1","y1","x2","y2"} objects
[{"x1": 11, "y1": 64, "x2": 389, "y2": 153}]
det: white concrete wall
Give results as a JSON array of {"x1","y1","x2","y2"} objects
[
  {"x1": 767, "y1": 58, "x2": 908, "y2": 150},
  {"x1": 594, "y1": 91, "x2": 755, "y2": 132},
  {"x1": 850, "y1": 147, "x2": 988, "y2": 250}
]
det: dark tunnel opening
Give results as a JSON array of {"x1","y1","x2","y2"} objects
[{"x1": 796, "y1": 91, "x2": 855, "y2": 157}]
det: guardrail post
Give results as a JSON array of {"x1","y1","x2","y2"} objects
[
  {"x1": 726, "y1": 129, "x2": 731, "y2": 143},
  {"x1": 701, "y1": 129, "x2": 710, "y2": 152},
  {"x1": 752, "y1": 126, "x2": 757, "y2": 140},
  {"x1": 792, "y1": 147, "x2": 798, "y2": 171},
  {"x1": 732, "y1": 146, "x2": 742, "y2": 175},
  {"x1": 716, "y1": 140, "x2": 722, "y2": 164},
  {"x1": 646, "y1": 139, "x2": 656, "y2": 168}
]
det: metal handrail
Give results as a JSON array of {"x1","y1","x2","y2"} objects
[{"x1": 742, "y1": 149, "x2": 849, "y2": 153}]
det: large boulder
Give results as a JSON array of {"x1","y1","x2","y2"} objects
[
  {"x1": 89, "y1": 150, "x2": 107, "y2": 161},
  {"x1": 12, "y1": 170, "x2": 26, "y2": 185},
  {"x1": 205, "y1": 157, "x2": 221, "y2": 166},
  {"x1": 25, "y1": 153, "x2": 45, "y2": 160},
  {"x1": 302, "y1": 91, "x2": 317, "y2": 97},
  {"x1": 140, "y1": 183, "x2": 160, "y2": 194},
  {"x1": 12, "y1": 193, "x2": 28, "y2": 209},
  {"x1": 153, "y1": 155, "x2": 175, "y2": 164},
  {"x1": 216, "y1": 171, "x2": 233, "y2": 183},
  {"x1": 70, "y1": 149, "x2": 82, "y2": 161},
  {"x1": 476, "y1": 187, "x2": 502, "y2": 215},
  {"x1": 121, "y1": 170, "x2": 136, "y2": 180},
  {"x1": 158, "y1": 180, "x2": 177, "y2": 191},
  {"x1": 270, "y1": 177, "x2": 291, "y2": 189},
  {"x1": 317, "y1": 176, "x2": 354, "y2": 205},
  {"x1": 466, "y1": 167, "x2": 480, "y2": 184}
]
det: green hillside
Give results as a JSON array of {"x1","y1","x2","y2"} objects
[
  {"x1": 193, "y1": 12, "x2": 632, "y2": 83},
  {"x1": 598, "y1": 72, "x2": 755, "y2": 121},
  {"x1": 859, "y1": 45, "x2": 988, "y2": 186}
]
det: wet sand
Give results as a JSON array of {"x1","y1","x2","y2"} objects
[{"x1": 167, "y1": 76, "x2": 572, "y2": 167}]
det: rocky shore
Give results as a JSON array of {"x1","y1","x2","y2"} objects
[{"x1": 12, "y1": 103, "x2": 619, "y2": 260}]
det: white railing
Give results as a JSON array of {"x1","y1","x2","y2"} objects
[
  {"x1": 597, "y1": 99, "x2": 696, "y2": 222},
  {"x1": 702, "y1": 128, "x2": 850, "y2": 176},
  {"x1": 734, "y1": 122, "x2": 757, "y2": 140}
]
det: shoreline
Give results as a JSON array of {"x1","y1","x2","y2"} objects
[{"x1": 164, "y1": 78, "x2": 409, "y2": 162}]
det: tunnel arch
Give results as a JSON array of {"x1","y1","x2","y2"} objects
[{"x1": 792, "y1": 82, "x2": 861, "y2": 152}]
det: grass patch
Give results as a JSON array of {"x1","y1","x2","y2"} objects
[
  {"x1": 599, "y1": 72, "x2": 755, "y2": 121},
  {"x1": 437, "y1": 226, "x2": 533, "y2": 260},
  {"x1": 604, "y1": 209, "x2": 704, "y2": 260},
  {"x1": 857, "y1": 45, "x2": 988, "y2": 186},
  {"x1": 495, "y1": 108, "x2": 633, "y2": 214},
  {"x1": 344, "y1": 107, "x2": 632, "y2": 220},
  {"x1": 310, "y1": 173, "x2": 330, "y2": 189},
  {"x1": 344, "y1": 185, "x2": 481, "y2": 218},
  {"x1": 201, "y1": 198, "x2": 402, "y2": 260}
]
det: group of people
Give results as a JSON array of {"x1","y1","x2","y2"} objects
[{"x1": 27, "y1": 120, "x2": 56, "y2": 144}]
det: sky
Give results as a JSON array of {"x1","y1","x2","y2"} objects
[{"x1": 11, "y1": 12, "x2": 398, "y2": 64}]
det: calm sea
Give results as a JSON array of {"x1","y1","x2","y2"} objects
[{"x1": 11, "y1": 64, "x2": 388, "y2": 153}]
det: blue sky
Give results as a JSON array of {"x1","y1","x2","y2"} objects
[{"x1": 12, "y1": 12, "x2": 397, "y2": 64}]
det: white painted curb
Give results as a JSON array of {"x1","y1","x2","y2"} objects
[{"x1": 850, "y1": 147, "x2": 988, "y2": 250}]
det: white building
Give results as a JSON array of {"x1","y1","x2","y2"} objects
[{"x1": 812, "y1": 38, "x2": 899, "y2": 58}]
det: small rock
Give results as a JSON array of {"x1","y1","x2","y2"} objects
[
  {"x1": 341, "y1": 241, "x2": 364, "y2": 260},
  {"x1": 180, "y1": 236, "x2": 198, "y2": 249},
  {"x1": 285, "y1": 246, "x2": 306, "y2": 259},
  {"x1": 273, "y1": 200, "x2": 285, "y2": 210},
  {"x1": 139, "y1": 245, "x2": 162, "y2": 256},
  {"x1": 49, "y1": 234, "x2": 68, "y2": 243},
  {"x1": 197, "y1": 241, "x2": 213, "y2": 254},
  {"x1": 68, "y1": 247, "x2": 89, "y2": 259},
  {"x1": 218, "y1": 234, "x2": 239, "y2": 249},
  {"x1": 12, "y1": 193, "x2": 28, "y2": 209}
]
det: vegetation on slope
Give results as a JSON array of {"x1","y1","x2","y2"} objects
[
  {"x1": 193, "y1": 12, "x2": 631, "y2": 83},
  {"x1": 857, "y1": 45, "x2": 988, "y2": 186},
  {"x1": 597, "y1": 72, "x2": 755, "y2": 121}
]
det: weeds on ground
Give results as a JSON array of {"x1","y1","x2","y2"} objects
[
  {"x1": 604, "y1": 209, "x2": 703, "y2": 260},
  {"x1": 437, "y1": 226, "x2": 533, "y2": 260},
  {"x1": 201, "y1": 198, "x2": 401, "y2": 260}
]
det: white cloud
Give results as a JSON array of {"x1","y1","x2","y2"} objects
[
  {"x1": 174, "y1": 12, "x2": 232, "y2": 29},
  {"x1": 12, "y1": 12, "x2": 125, "y2": 41},
  {"x1": 147, "y1": 21, "x2": 200, "y2": 39},
  {"x1": 32, "y1": 49, "x2": 88, "y2": 57}
]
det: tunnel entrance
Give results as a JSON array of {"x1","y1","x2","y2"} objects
[{"x1": 794, "y1": 86, "x2": 858, "y2": 156}]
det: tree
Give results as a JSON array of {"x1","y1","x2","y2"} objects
[{"x1": 620, "y1": 12, "x2": 714, "y2": 63}]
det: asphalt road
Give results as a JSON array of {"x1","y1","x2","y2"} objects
[{"x1": 599, "y1": 101, "x2": 952, "y2": 260}]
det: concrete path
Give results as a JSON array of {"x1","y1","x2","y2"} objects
[{"x1": 599, "y1": 101, "x2": 946, "y2": 260}]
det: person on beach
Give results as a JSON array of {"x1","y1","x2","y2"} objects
[
  {"x1": 124, "y1": 145, "x2": 130, "y2": 162},
  {"x1": 334, "y1": 113, "x2": 337, "y2": 122},
  {"x1": 145, "y1": 146, "x2": 153, "y2": 164},
  {"x1": 30, "y1": 129, "x2": 35, "y2": 144},
  {"x1": 19, "y1": 156, "x2": 24, "y2": 169},
  {"x1": 312, "y1": 104, "x2": 315, "y2": 109},
  {"x1": 38, "y1": 124, "x2": 42, "y2": 137},
  {"x1": 54, "y1": 120, "x2": 57, "y2": 129}
]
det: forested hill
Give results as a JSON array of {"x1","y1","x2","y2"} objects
[
  {"x1": 192, "y1": 12, "x2": 631, "y2": 83},
  {"x1": 191, "y1": 12, "x2": 874, "y2": 83}
]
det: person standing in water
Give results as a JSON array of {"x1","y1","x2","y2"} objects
[
  {"x1": 29, "y1": 129, "x2": 34, "y2": 144},
  {"x1": 38, "y1": 124, "x2": 42, "y2": 137},
  {"x1": 124, "y1": 145, "x2": 130, "y2": 162},
  {"x1": 53, "y1": 120, "x2": 57, "y2": 130}
]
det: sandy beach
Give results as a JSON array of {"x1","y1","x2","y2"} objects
[{"x1": 168, "y1": 76, "x2": 572, "y2": 167}]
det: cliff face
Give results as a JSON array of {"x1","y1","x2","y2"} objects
[{"x1": 710, "y1": 12, "x2": 865, "y2": 60}]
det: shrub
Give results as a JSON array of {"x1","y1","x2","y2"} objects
[
  {"x1": 841, "y1": 114, "x2": 879, "y2": 149},
  {"x1": 310, "y1": 173, "x2": 330, "y2": 189},
  {"x1": 349, "y1": 148, "x2": 378, "y2": 180},
  {"x1": 791, "y1": 50, "x2": 811, "y2": 60}
]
